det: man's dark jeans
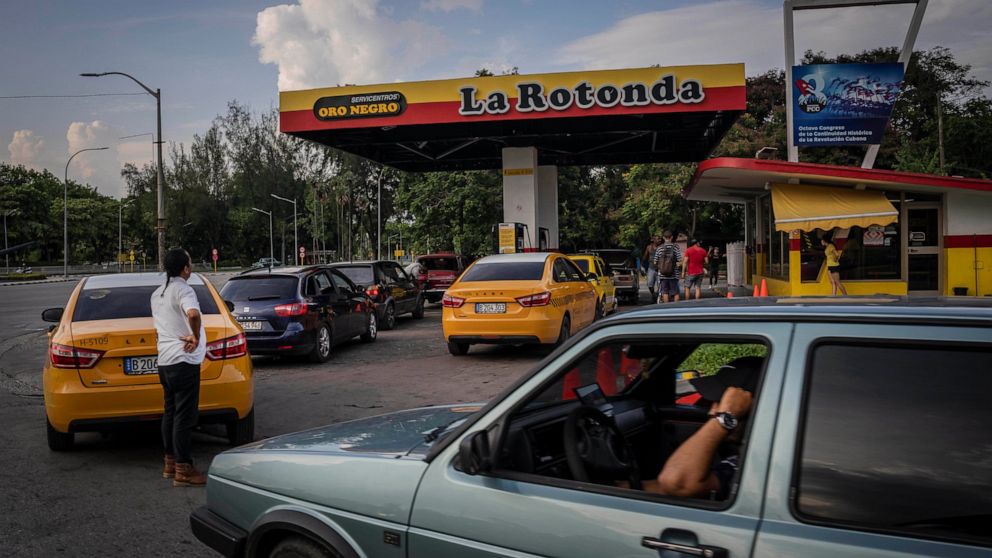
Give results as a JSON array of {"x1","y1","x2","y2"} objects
[{"x1": 158, "y1": 361, "x2": 201, "y2": 464}]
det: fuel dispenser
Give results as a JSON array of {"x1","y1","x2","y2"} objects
[{"x1": 495, "y1": 222, "x2": 530, "y2": 254}]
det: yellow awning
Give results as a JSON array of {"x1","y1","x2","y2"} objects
[{"x1": 771, "y1": 183, "x2": 898, "y2": 232}]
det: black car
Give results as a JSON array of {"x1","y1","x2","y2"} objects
[
  {"x1": 219, "y1": 266, "x2": 376, "y2": 362},
  {"x1": 328, "y1": 260, "x2": 424, "y2": 330}
]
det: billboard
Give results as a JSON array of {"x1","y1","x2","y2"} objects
[{"x1": 792, "y1": 63, "x2": 904, "y2": 146}]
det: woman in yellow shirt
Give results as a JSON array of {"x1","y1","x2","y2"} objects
[{"x1": 821, "y1": 232, "x2": 847, "y2": 296}]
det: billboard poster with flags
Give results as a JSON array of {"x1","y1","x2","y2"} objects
[{"x1": 792, "y1": 63, "x2": 905, "y2": 146}]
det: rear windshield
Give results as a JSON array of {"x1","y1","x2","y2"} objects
[
  {"x1": 335, "y1": 266, "x2": 374, "y2": 285},
  {"x1": 73, "y1": 285, "x2": 219, "y2": 322},
  {"x1": 220, "y1": 276, "x2": 298, "y2": 301},
  {"x1": 419, "y1": 257, "x2": 458, "y2": 271},
  {"x1": 598, "y1": 251, "x2": 634, "y2": 267},
  {"x1": 571, "y1": 260, "x2": 590, "y2": 273},
  {"x1": 459, "y1": 262, "x2": 546, "y2": 281}
]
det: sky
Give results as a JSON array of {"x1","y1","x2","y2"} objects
[{"x1": 1, "y1": 0, "x2": 989, "y2": 198}]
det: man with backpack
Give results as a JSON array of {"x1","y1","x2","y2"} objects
[{"x1": 651, "y1": 230, "x2": 682, "y2": 303}]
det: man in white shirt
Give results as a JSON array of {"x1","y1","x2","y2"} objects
[{"x1": 151, "y1": 249, "x2": 207, "y2": 487}]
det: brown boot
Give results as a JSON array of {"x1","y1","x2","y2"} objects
[
  {"x1": 162, "y1": 454, "x2": 176, "y2": 479},
  {"x1": 173, "y1": 462, "x2": 207, "y2": 487}
]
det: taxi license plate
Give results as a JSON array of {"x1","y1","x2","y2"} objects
[
  {"x1": 475, "y1": 303, "x2": 506, "y2": 314},
  {"x1": 239, "y1": 320, "x2": 263, "y2": 331},
  {"x1": 124, "y1": 356, "x2": 158, "y2": 375}
]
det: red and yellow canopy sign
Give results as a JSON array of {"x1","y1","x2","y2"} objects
[{"x1": 280, "y1": 64, "x2": 745, "y2": 133}]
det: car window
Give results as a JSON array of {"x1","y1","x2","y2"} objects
[
  {"x1": 334, "y1": 266, "x2": 374, "y2": 286},
  {"x1": 558, "y1": 258, "x2": 585, "y2": 281},
  {"x1": 73, "y1": 285, "x2": 220, "y2": 321},
  {"x1": 571, "y1": 259, "x2": 591, "y2": 273},
  {"x1": 380, "y1": 263, "x2": 401, "y2": 283},
  {"x1": 595, "y1": 260, "x2": 606, "y2": 277},
  {"x1": 391, "y1": 264, "x2": 410, "y2": 282},
  {"x1": 329, "y1": 270, "x2": 356, "y2": 293},
  {"x1": 420, "y1": 257, "x2": 458, "y2": 271},
  {"x1": 311, "y1": 272, "x2": 332, "y2": 294},
  {"x1": 220, "y1": 276, "x2": 298, "y2": 301},
  {"x1": 459, "y1": 261, "x2": 546, "y2": 281},
  {"x1": 795, "y1": 343, "x2": 992, "y2": 547}
]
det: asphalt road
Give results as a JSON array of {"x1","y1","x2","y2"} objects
[{"x1": 0, "y1": 275, "x2": 559, "y2": 557}]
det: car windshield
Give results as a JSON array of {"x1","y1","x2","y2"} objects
[
  {"x1": 335, "y1": 266, "x2": 375, "y2": 285},
  {"x1": 459, "y1": 262, "x2": 546, "y2": 281},
  {"x1": 571, "y1": 259, "x2": 591, "y2": 273},
  {"x1": 220, "y1": 276, "x2": 298, "y2": 301},
  {"x1": 419, "y1": 257, "x2": 458, "y2": 271},
  {"x1": 72, "y1": 285, "x2": 219, "y2": 321}
]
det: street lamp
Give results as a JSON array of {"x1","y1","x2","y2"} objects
[
  {"x1": 251, "y1": 207, "x2": 274, "y2": 266},
  {"x1": 271, "y1": 194, "x2": 298, "y2": 265},
  {"x1": 81, "y1": 71, "x2": 166, "y2": 271},
  {"x1": 65, "y1": 146, "x2": 109, "y2": 277},
  {"x1": 2, "y1": 209, "x2": 18, "y2": 274},
  {"x1": 387, "y1": 232, "x2": 403, "y2": 260},
  {"x1": 118, "y1": 198, "x2": 132, "y2": 273}
]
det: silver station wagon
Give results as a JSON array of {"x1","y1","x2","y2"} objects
[{"x1": 191, "y1": 298, "x2": 992, "y2": 558}]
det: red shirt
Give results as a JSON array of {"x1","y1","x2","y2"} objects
[{"x1": 684, "y1": 245, "x2": 707, "y2": 275}]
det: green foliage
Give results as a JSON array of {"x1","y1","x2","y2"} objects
[
  {"x1": 680, "y1": 343, "x2": 768, "y2": 376},
  {"x1": 0, "y1": 272, "x2": 47, "y2": 281}
]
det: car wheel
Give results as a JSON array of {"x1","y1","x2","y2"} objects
[
  {"x1": 381, "y1": 302, "x2": 396, "y2": 331},
  {"x1": 447, "y1": 341, "x2": 469, "y2": 356},
  {"x1": 412, "y1": 296, "x2": 425, "y2": 319},
  {"x1": 360, "y1": 312, "x2": 377, "y2": 343},
  {"x1": 556, "y1": 315, "x2": 571, "y2": 346},
  {"x1": 226, "y1": 408, "x2": 255, "y2": 446},
  {"x1": 594, "y1": 299, "x2": 604, "y2": 320},
  {"x1": 46, "y1": 418, "x2": 74, "y2": 451},
  {"x1": 309, "y1": 323, "x2": 332, "y2": 363},
  {"x1": 268, "y1": 535, "x2": 340, "y2": 558}
]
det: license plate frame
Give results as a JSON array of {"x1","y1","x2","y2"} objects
[
  {"x1": 475, "y1": 302, "x2": 506, "y2": 314},
  {"x1": 123, "y1": 356, "x2": 158, "y2": 375},
  {"x1": 239, "y1": 320, "x2": 263, "y2": 331}
]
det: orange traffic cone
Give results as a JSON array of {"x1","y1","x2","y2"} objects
[
  {"x1": 562, "y1": 368, "x2": 581, "y2": 400},
  {"x1": 595, "y1": 348, "x2": 618, "y2": 395},
  {"x1": 726, "y1": 291, "x2": 734, "y2": 298},
  {"x1": 752, "y1": 284, "x2": 760, "y2": 297},
  {"x1": 760, "y1": 279, "x2": 769, "y2": 297}
]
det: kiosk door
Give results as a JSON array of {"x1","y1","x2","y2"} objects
[{"x1": 906, "y1": 204, "x2": 941, "y2": 295}]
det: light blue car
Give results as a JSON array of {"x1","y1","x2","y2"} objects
[{"x1": 191, "y1": 299, "x2": 992, "y2": 557}]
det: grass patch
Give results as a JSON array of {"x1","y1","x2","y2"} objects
[
  {"x1": 0, "y1": 272, "x2": 47, "y2": 281},
  {"x1": 680, "y1": 343, "x2": 768, "y2": 376}
]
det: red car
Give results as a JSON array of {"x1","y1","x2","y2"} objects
[{"x1": 415, "y1": 253, "x2": 471, "y2": 303}]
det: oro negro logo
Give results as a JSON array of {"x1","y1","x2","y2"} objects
[{"x1": 313, "y1": 91, "x2": 406, "y2": 121}]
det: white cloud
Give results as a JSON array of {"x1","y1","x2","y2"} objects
[
  {"x1": 421, "y1": 0, "x2": 482, "y2": 13},
  {"x1": 556, "y1": 0, "x2": 992, "y2": 92},
  {"x1": 253, "y1": 0, "x2": 448, "y2": 91},
  {"x1": 7, "y1": 130, "x2": 46, "y2": 170},
  {"x1": 66, "y1": 121, "x2": 129, "y2": 197}
]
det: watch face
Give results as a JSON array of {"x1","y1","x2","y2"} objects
[{"x1": 718, "y1": 412, "x2": 737, "y2": 430}]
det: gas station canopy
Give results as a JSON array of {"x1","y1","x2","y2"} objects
[{"x1": 279, "y1": 64, "x2": 746, "y2": 172}]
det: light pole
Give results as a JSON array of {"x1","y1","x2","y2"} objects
[
  {"x1": 65, "y1": 146, "x2": 109, "y2": 277},
  {"x1": 387, "y1": 232, "x2": 403, "y2": 261},
  {"x1": 2, "y1": 209, "x2": 18, "y2": 274},
  {"x1": 118, "y1": 199, "x2": 132, "y2": 272},
  {"x1": 271, "y1": 194, "x2": 297, "y2": 265},
  {"x1": 251, "y1": 208, "x2": 273, "y2": 265},
  {"x1": 81, "y1": 71, "x2": 166, "y2": 271}
]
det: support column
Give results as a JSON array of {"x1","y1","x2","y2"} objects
[
  {"x1": 537, "y1": 165, "x2": 558, "y2": 249},
  {"x1": 501, "y1": 147, "x2": 560, "y2": 251}
]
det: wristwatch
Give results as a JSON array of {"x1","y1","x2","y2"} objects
[{"x1": 714, "y1": 411, "x2": 739, "y2": 432}]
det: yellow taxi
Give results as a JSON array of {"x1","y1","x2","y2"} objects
[
  {"x1": 41, "y1": 272, "x2": 254, "y2": 451},
  {"x1": 442, "y1": 253, "x2": 597, "y2": 355},
  {"x1": 568, "y1": 253, "x2": 618, "y2": 318}
]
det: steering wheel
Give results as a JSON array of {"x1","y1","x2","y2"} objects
[{"x1": 563, "y1": 405, "x2": 642, "y2": 490}]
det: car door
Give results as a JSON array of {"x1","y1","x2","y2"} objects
[
  {"x1": 308, "y1": 271, "x2": 346, "y2": 342},
  {"x1": 328, "y1": 269, "x2": 363, "y2": 338},
  {"x1": 392, "y1": 262, "x2": 419, "y2": 311},
  {"x1": 379, "y1": 263, "x2": 408, "y2": 313},
  {"x1": 595, "y1": 258, "x2": 616, "y2": 310},
  {"x1": 558, "y1": 257, "x2": 596, "y2": 328},
  {"x1": 409, "y1": 321, "x2": 792, "y2": 558},
  {"x1": 756, "y1": 322, "x2": 992, "y2": 558}
]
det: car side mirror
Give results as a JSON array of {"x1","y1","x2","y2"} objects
[
  {"x1": 456, "y1": 431, "x2": 492, "y2": 475},
  {"x1": 223, "y1": 300, "x2": 235, "y2": 313},
  {"x1": 42, "y1": 307, "x2": 64, "y2": 323}
]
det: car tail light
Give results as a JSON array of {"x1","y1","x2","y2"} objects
[
  {"x1": 274, "y1": 302, "x2": 308, "y2": 317},
  {"x1": 442, "y1": 293, "x2": 465, "y2": 308},
  {"x1": 516, "y1": 292, "x2": 552, "y2": 307},
  {"x1": 50, "y1": 343, "x2": 104, "y2": 369},
  {"x1": 206, "y1": 333, "x2": 248, "y2": 360},
  {"x1": 366, "y1": 285, "x2": 380, "y2": 300}
]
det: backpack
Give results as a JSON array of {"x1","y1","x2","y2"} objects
[{"x1": 656, "y1": 244, "x2": 676, "y2": 276}]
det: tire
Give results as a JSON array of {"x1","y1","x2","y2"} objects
[
  {"x1": 47, "y1": 418, "x2": 74, "y2": 451},
  {"x1": 360, "y1": 312, "x2": 377, "y2": 343},
  {"x1": 268, "y1": 535, "x2": 339, "y2": 558},
  {"x1": 594, "y1": 299, "x2": 604, "y2": 321},
  {"x1": 555, "y1": 315, "x2": 571, "y2": 347},
  {"x1": 308, "y1": 323, "x2": 332, "y2": 363},
  {"x1": 412, "y1": 296, "x2": 425, "y2": 319},
  {"x1": 447, "y1": 340, "x2": 469, "y2": 356},
  {"x1": 226, "y1": 408, "x2": 255, "y2": 446},
  {"x1": 381, "y1": 302, "x2": 396, "y2": 331}
]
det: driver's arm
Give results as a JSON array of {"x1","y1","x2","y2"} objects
[{"x1": 654, "y1": 387, "x2": 751, "y2": 498}]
